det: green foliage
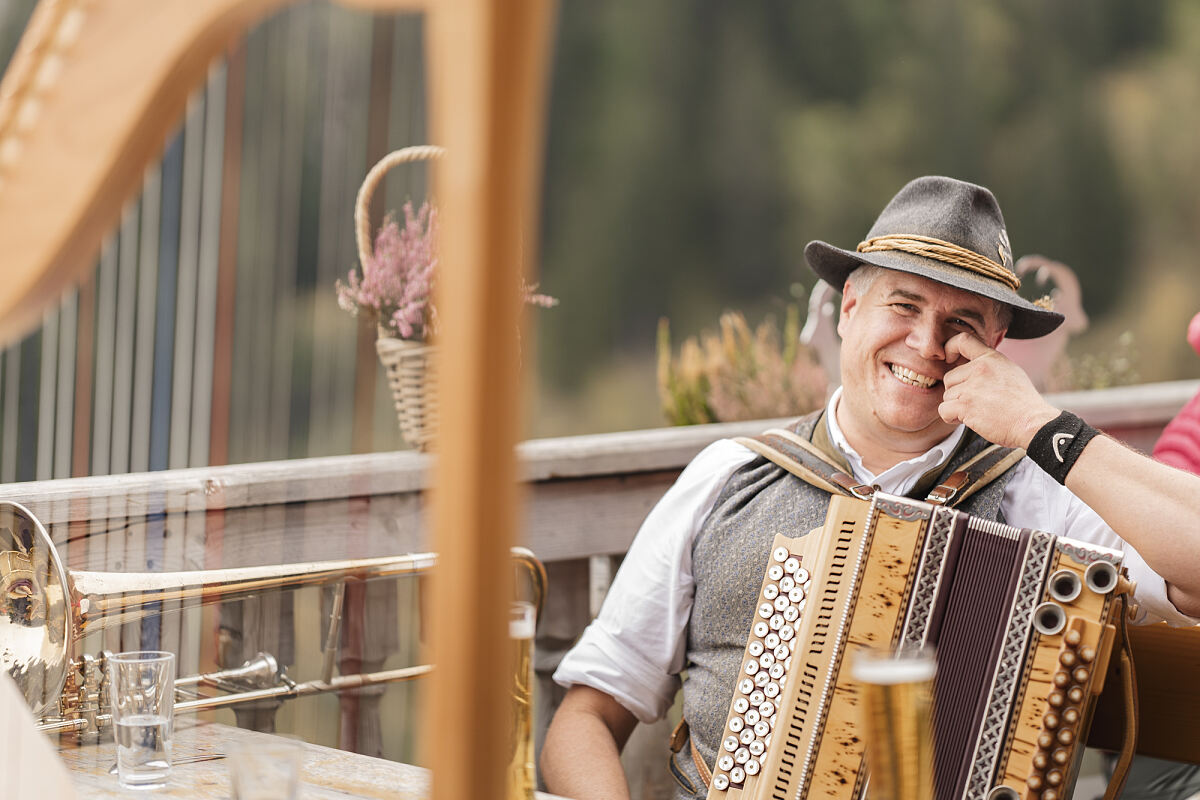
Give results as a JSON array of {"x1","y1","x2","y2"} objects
[{"x1": 537, "y1": 0, "x2": 1185, "y2": 417}]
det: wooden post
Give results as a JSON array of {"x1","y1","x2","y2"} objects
[{"x1": 423, "y1": 1, "x2": 554, "y2": 798}]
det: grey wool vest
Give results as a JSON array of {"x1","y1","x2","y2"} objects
[{"x1": 669, "y1": 413, "x2": 1018, "y2": 799}]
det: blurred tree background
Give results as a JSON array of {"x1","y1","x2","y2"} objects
[
  {"x1": 2, "y1": 0, "x2": 1200, "y2": 447},
  {"x1": 533, "y1": 0, "x2": 1200, "y2": 436}
]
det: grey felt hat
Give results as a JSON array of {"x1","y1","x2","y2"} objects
[{"x1": 804, "y1": 176, "x2": 1064, "y2": 339}]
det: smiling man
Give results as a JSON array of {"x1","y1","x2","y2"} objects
[{"x1": 540, "y1": 177, "x2": 1200, "y2": 800}]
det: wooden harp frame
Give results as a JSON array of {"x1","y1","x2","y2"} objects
[{"x1": 0, "y1": 1, "x2": 555, "y2": 798}]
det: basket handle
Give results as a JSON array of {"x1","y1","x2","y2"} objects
[{"x1": 354, "y1": 145, "x2": 445, "y2": 270}]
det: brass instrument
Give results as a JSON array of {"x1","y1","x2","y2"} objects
[{"x1": 0, "y1": 500, "x2": 546, "y2": 734}]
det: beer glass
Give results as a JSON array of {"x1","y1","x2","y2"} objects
[
  {"x1": 508, "y1": 600, "x2": 536, "y2": 800},
  {"x1": 852, "y1": 646, "x2": 936, "y2": 800},
  {"x1": 108, "y1": 650, "x2": 176, "y2": 789}
]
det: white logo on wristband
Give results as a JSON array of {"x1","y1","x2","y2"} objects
[{"x1": 1052, "y1": 432, "x2": 1074, "y2": 462}]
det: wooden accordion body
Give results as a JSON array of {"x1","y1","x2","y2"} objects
[{"x1": 707, "y1": 492, "x2": 1130, "y2": 800}]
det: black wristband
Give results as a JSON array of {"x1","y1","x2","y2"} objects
[{"x1": 1026, "y1": 410, "x2": 1100, "y2": 484}]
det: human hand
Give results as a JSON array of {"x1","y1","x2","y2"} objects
[{"x1": 940, "y1": 332, "x2": 1059, "y2": 450}]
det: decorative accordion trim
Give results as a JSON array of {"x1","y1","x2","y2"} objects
[
  {"x1": 901, "y1": 506, "x2": 956, "y2": 650},
  {"x1": 963, "y1": 529, "x2": 1054, "y2": 800}
]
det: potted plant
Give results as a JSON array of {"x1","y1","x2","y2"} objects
[{"x1": 337, "y1": 145, "x2": 555, "y2": 450}]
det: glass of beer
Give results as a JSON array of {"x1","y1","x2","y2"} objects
[
  {"x1": 508, "y1": 600, "x2": 536, "y2": 800},
  {"x1": 852, "y1": 645, "x2": 936, "y2": 800}
]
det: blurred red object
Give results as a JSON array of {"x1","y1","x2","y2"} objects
[{"x1": 1151, "y1": 312, "x2": 1200, "y2": 474}]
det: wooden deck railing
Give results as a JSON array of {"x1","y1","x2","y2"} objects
[{"x1": 3, "y1": 379, "x2": 1196, "y2": 795}]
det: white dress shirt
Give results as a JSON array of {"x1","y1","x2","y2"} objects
[{"x1": 553, "y1": 389, "x2": 1198, "y2": 723}]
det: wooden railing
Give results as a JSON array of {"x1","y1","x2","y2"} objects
[{"x1": 3, "y1": 379, "x2": 1196, "y2": 795}]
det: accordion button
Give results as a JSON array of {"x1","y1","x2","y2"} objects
[
  {"x1": 774, "y1": 596, "x2": 790, "y2": 612},
  {"x1": 755, "y1": 671, "x2": 770, "y2": 687},
  {"x1": 734, "y1": 698, "x2": 750, "y2": 714},
  {"x1": 1068, "y1": 687, "x2": 1084, "y2": 704},
  {"x1": 1079, "y1": 646, "x2": 1096, "y2": 663},
  {"x1": 749, "y1": 641, "x2": 765, "y2": 658},
  {"x1": 1073, "y1": 667, "x2": 1090, "y2": 684},
  {"x1": 1038, "y1": 733, "x2": 1055, "y2": 750},
  {"x1": 759, "y1": 652, "x2": 775, "y2": 669},
  {"x1": 1027, "y1": 775, "x2": 1044, "y2": 791},
  {"x1": 1057, "y1": 728, "x2": 1075, "y2": 746},
  {"x1": 1064, "y1": 629, "x2": 1082, "y2": 647},
  {"x1": 750, "y1": 690, "x2": 766, "y2": 706},
  {"x1": 724, "y1": 735, "x2": 739, "y2": 752},
  {"x1": 780, "y1": 576, "x2": 796, "y2": 593},
  {"x1": 1043, "y1": 712, "x2": 1060, "y2": 729},
  {"x1": 765, "y1": 633, "x2": 781, "y2": 649},
  {"x1": 789, "y1": 587, "x2": 805, "y2": 604},
  {"x1": 779, "y1": 624, "x2": 795, "y2": 641},
  {"x1": 765, "y1": 681, "x2": 780, "y2": 697},
  {"x1": 1053, "y1": 671, "x2": 1071, "y2": 689},
  {"x1": 769, "y1": 565, "x2": 785, "y2": 581},
  {"x1": 773, "y1": 547, "x2": 789, "y2": 562},
  {"x1": 750, "y1": 740, "x2": 766, "y2": 756},
  {"x1": 754, "y1": 720, "x2": 770, "y2": 737},
  {"x1": 1046, "y1": 770, "x2": 1063, "y2": 787},
  {"x1": 1042, "y1": 791, "x2": 1058, "y2": 800},
  {"x1": 763, "y1": 584, "x2": 779, "y2": 601},
  {"x1": 1059, "y1": 651, "x2": 1077, "y2": 667},
  {"x1": 713, "y1": 774, "x2": 730, "y2": 791},
  {"x1": 719, "y1": 754, "x2": 735, "y2": 771},
  {"x1": 745, "y1": 759, "x2": 761, "y2": 776},
  {"x1": 796, "y1": 567, "x2": 810, "y2": 583},
  {"x1": 740, "y1": 728, "x2": 756, "y2": 745},
  {"x1": 1033, "y1": 753, "x2": 1049, "y2": 770},
  {"x1": 760, "y1": 701, "x2": 776, "y2": 718},
  {"x1": 730, "y1": 766, "x2": 746, "y2": 784},
  {"x1": 754, "y1": 621, "x2": 770, "y2": 638},
  {"x1": 739, "y1": 677, "x2": 755, "y2": 694},
  {"x1": 745, "y1": 709, "x2": 761, "y2": 726},
  {"x1": 783, "y1": 605, "x2": 800, "y2": 622},
  {"x1": 729, "y1": 717, "x2": 744, "y2": 733},
  {"x1": 770, "y1": 663, "x2": 786, "y2": 680},
  {"x1": 1062, "y1": 708, "x2": 1079, "y2": 725},
  {"x1": 764, "y1": 732, "x2": 772, "y2": 747},
  {"x1": 784, "y1": 557, "x2": 800, "y2": 573},
  {"x1": 774, "y1": 644, "x2": 790, "y2": 660},
  {"x1": 744, "y1": 660, "x2": 760, "y2": 675},
  {"x1": 759, "y1": 603, "x2": 774, "y2": 619},
  {"x1": 1047, "y1": 691, "x2": 1065, "y2": 708},
  {"x1": 1052, "y1": 749, "x2": 1070, "y2": 766},
  {"x1": 735, "y1": 746, "x2": 750, "y2": 764}
]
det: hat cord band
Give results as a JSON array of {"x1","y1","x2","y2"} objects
[{"x1": 856, "y1": 234, "x2": 1021, "y2": 291}]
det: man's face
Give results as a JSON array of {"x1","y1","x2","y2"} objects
[{"x1": 836, "y1": 269, "x2": 1007, "y2": 457}]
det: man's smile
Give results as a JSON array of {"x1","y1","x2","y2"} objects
[{"x1": 888, "y1": 363, "x2": 939, "y2": 389}]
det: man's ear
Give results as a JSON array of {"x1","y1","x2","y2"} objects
[{"x1": 836, "y1": 279, "x2": 858, "y2": 338}]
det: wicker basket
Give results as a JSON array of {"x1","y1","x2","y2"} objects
[{"x1": 355, "y1": 145, "x2": 444, "y2": 451}]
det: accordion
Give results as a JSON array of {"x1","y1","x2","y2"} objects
[{"x1": 707, "y1": 491, "x2": 1131, "y2": 800}]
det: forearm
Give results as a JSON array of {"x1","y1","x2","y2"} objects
[
  {"x1": 541, "y1": 688, "x2": 636, "y2": 800},
  {"x1": 1064, "y1": 435, "x2": 1200, "y2": 615}
]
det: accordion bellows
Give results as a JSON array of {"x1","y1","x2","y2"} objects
[{"x1": 707, "y1": 492, "x2": 1129, "y2": 800}]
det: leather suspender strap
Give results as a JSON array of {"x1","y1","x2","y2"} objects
[
  {"x1": 1103, "y1": 593, "x2": 1139, "y2": 800},
  {"x1": 691, "y1": 739, "x2": 713, "y2": 789},
  {"x1": 925, "y1": 444, "x2": 1025, "y2": 506},
  {"x1": 736, "y1": 424, "x2": 1021, "y2": 509},
  {"x1": 668, "y1": 717, "x2": 713, "y2": 789}
]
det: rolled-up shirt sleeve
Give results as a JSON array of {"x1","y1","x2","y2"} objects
[
  {"x1": 1003, "y1": 459, "x2": 1200, "y2": 627},
  {"x1": 552, "y1": 439, "x2": 756, "y2": 723}
]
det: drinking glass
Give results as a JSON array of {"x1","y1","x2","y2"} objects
[
  {"x1": 228, "y1": 735, "x2": 306, "y2": 800},
  {"x1": 852, "y1": 646, "x2": 936, "y2": 800},
  {"x1": 508, "y1": 600, "x2": 536, "y2": 800},
  {"x1": 108, "y1": 650, "x2": 176, "y2": 789}
]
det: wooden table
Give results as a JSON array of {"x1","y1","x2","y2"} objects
[{"x1": 56, "y1": 719, "x2": 563, "y2": 799}]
